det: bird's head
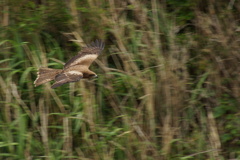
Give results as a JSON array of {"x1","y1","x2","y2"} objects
[
  {"x1": 85, "y1": 74, "x2": 98, "y2": 79},
  {"x1": 83, "y1": 70, "x2": 98, "y2": 79}
]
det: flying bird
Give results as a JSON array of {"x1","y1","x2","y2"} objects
[{"x1": 34, "y1": 40, "x2": 105, "y2": 88}]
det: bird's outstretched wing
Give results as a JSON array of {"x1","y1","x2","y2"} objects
[
  {"x1": 64, "y1": 40, "x2": 105, "y2": 69},
  {"x1": 51, "y1": 70, "x2": 83, "y2": 88}
]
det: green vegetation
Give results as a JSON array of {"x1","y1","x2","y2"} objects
[{"x1": 0, "y1": 0, "x2": 240, "y2": 159}]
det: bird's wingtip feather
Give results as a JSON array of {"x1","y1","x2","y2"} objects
[{"x1": 87, "y1": 39, "x2": 105, "y2": 50}]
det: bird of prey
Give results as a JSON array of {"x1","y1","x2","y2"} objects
[{"x1": 34, "y1": 40, "x2": 105, "y2": 88}]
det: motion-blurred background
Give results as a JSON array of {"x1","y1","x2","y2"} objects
[{"x1": 0, "y1": 0, "x2": 240, "y2": 159}]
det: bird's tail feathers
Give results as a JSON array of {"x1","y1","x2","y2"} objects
[{"x1": 34, "y1": 68, "x2": 62, "y2": 87}]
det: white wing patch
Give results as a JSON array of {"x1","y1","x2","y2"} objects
[
  {"x1": 68, "y1": 71, "x2": 83, "y2": 75},
  {"x1": 56, "y1": 79, "x2": 66, "y2": 83},
  {"x1": 69, "y1": 54, "x2": 98, "y2": 67}
]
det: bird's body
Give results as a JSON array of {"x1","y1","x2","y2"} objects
[{"x1": 34, "y1": 40, "x2": 104, "y2": 88}]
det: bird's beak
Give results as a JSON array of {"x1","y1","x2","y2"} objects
[{"x1": 89, "y1": 74, "x2": 98, "y2": 79}]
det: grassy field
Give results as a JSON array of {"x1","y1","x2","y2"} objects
[{"x1": 0, "y1": 0, "x2": 240, "y2": 159}]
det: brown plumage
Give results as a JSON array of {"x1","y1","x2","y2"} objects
[{"x1": 34, "y1": 40, "x2": 105, "y2": 88}]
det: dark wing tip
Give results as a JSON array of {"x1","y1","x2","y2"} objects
[
  {"x1": 51, "y1": 83, "x2": 61, "y2": 89},
  {"x1": 87, "y1": 39, "x2": 105, "y2": 50}
]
